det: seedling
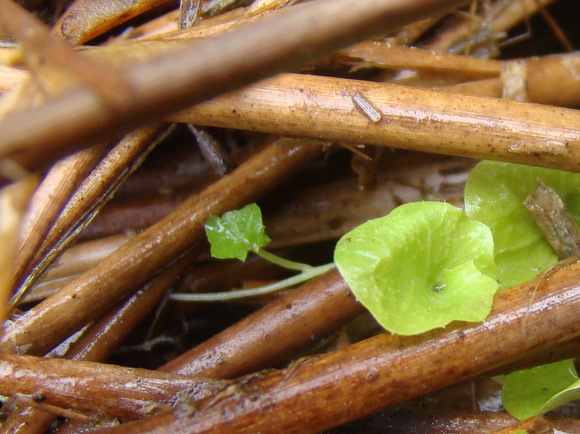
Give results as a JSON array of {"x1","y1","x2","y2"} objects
[{"x1": 170, "y1": 203, "x2": 334, "y2": 301}]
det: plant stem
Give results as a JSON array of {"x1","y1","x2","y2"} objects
[
  {"x1": 170, "y1": 262, "x2": 335, "y2": 302},
  {"x1": 255, "y1": 248, "x2": 313, "y2": 272}
]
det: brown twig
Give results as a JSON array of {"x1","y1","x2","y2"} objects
[
  {"x1": 173, "y1": 72, "x2": 580, "y2": 171},
  {"x1": 0, "y1": 139, "x2": 322, "y2": 356},
  {"x1": 11, "y1": 124, "x2": 170, "y2": 306},
  {"x1": 0, "y1": 0, "x2": 469, "y2": 183},
  {"x1": 161, "y1": 269, "x2": 362, "y2": 378},
  {"x1": 0, "y1": 352, "x2": 228, "y2": 420},
  {"x1": 95, "y1": 258, "x2": 580, "y2": 433}
]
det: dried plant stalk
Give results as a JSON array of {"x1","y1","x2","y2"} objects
[
  {"x1": 0, "y1": 139, "x2": 322, "y2": 356},
  {"x1": 95, "y1": 258, "x2": 580, "y2": 433},
  {"x1": 0, "y1": 0, "x2": 468, "y2": 182},
  {"x1": 173, "y1": 73, "x2": 580, "y2": 171},
  {"x1": 525, "y1": 180, "x2": 580, "y2": 259},
  {"x1": 161, "y1": 269, "x2": 362, "y2": 378},
  {"x1": 0, "y1": 352, "x2": 228, "y2": 419},
  {"x1": 336, "y1": 41, "x2": 502, "y2": 76}
]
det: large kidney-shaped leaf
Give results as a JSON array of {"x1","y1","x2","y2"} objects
[
  {"x1": 502, "y1": 359, "x2": 579, "y2": 420},
  {"x1": 464, "y1": 161, "x2": 580, "y2": 289},
  {"x1": 334, "y1": 201, "x2": 498, "y2": 335}
]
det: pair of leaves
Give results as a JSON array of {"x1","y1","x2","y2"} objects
[{"x1": 208, "y1": 200, "x2": 500, "y2": 336}]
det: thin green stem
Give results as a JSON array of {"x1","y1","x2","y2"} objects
[
  {"x1": 170, "y1": 262, "x2": 335, "y2": 302},
  {"x1": 255, "y1": 248, "x2": 313, "y2": 272}
]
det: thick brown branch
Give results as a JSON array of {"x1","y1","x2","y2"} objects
[
  {"x1": 173, "y1": 73, "x2": 580, "y2": 171},
  {"x1": 0, "y1": 139, "x2": 322, "y2": 356},
  {"x1": 95, "y1": 259, "x2": 580, "y2": 433},
  {"x1": 0, "y1": 0, "x2": 468, "y2": 183},
  {"x1": 161, "y1": 269, "x2": 362, "y2": 378},
  {"x1": 0, "y1": 353, "x2": 228, "y2": 420}
]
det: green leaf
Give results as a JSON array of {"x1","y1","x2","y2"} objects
[
  {"x1": 464, "y1": 161, "x2": 580, "y2": 289},
  {"x1": 502, "y1": 359, "x2": 579, "y2": 420},
  {"x1": 334, "y1": 201, "x2": 498, "y2": 335},
  {"x1": 205, "y1": 203, "x2": 271, "y2": 261}
]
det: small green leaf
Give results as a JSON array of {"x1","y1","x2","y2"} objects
[
  {"x1": 502, "y1": 359, "x2": 578, "y2": 420},
  {"x1": 334, "y1": 201, "x2": 498, "y2": 335},
  {"x1": 205, "y1": 203, "x2": 271, "y2": 261},
  {"x1": 464, "y1": 161, "x2": 580, "y2": 289}
]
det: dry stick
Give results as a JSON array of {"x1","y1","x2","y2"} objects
[
  {"x1": 172, "y1": 73, "x2": 580, "y2": 171},
  {"x1": 0, "y1": 0, "x2": 131, "y2": 107},
  {"x1": 0, "y1": 139, "x2": 322, "y2": 356},
  {"x1": 14, "y1": 144, "x2": 108, "y2": 294},
  {"x1": 524, "y1": 180, "x2": 580, "y2": 260},
  {"x1": 336, "y1": 41, "x2": 502, "y2": 76},
  {"x1": 12, "y1": 124, "x2": 170, "y2": 307},
  {"x1": 0, "y1": 352, "x2": 228, "y2": 420},
  {"x1": 161, "y1": 269, "x2": 362, "y2": 378},
  {"x1": 0, "y1": 177, "x2": 37, "y2": 323},
  {"x1": 1, "y1": 252, "x2": 197, "y2": 433},
  {"x1": 0, "y1": 0, "x2": 469, "y2": 183},
  {"x1": 53, "y1": 0, "x2": 175, "y2": 45},
  {"x1": 441, "y1": 52, "x2": 580, "y2": 108},
  {"x1": 96, "y1": 259, "x2": 580, "y2": 433}
]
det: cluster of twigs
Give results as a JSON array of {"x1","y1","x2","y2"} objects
[{"x1": 0, "y1": 0, "x2": 579, "y2": 432}]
